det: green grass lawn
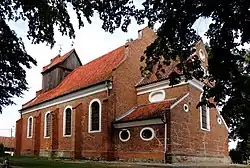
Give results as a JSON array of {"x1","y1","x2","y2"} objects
[
  {"x1": 7, "y1": 156, "x2": 250, "y2": 168},
  {"x1": 8, "y1": 156, "x2": 128, "y2": 168}
]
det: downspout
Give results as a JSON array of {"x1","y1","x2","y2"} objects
[
  {"x1": 163, "y1": 110, "x2": 168, "y2": 163},
  {"x1": 164, "y1": 122, "x2": 167, "y2": 163}
]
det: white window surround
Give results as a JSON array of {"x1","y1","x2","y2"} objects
[
  {"x1": 44, "y1": 111, "x2": 51, "y2": 138},
  {"x1": 148, "y1": 90, "x2": 165, "y2": 103},
  {"x1": 119, "y1": 129, "x2": 131, "y2": 142},
  {"x1": 217, "y1": 117, "x2": 222, "y2": 125},
  {"x1": 27, "y1": 116, "x2": 33, "y2": 138},
  {"x1": 199, "y1": 49, "x2": 206, "y2": 62},
  {"x1": 140, "y1": 127, "x2": 155, "y2": 141},
  {"x1": 88, "y1": 99, "x2": 102, "y2": 133},
  {"x1": 183, "y1": 104, "x2": 189, "y2": 112},
  {"x1": 200, "y1": 93, "x2": 210, "y2": 131},
  {"x1": 63, "y1": 105, "x2": 72, "y2": 137}
]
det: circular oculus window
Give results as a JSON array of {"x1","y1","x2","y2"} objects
[
  {"x1": 199, "y1": 49, "x2": 206, "y2": 62},
  {"x1": 140, "y1": 127, "x2": 155, "y2": 141},
  {"x1": 119, "y1": 129, "x2": 130, "y2": 142},
  {"x1": 217, "y1": 117, "x2": 222, "y2": 125},
  {"x1": 183, "y1": 104, "x2": 189, "y2": 112},
  {"x1": 149, "y1": 90, "x2": 165, "y2": 103}
]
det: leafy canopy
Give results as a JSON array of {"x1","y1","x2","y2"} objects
[{"x1": 0, "y1": 0, "x2": 135, "y2": 112}]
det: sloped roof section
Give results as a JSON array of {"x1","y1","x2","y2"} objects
[
  {"x1": 115, "y1": 93, "x2": 189, "y2": 122},
  {"x1": 137, "y1": 62, "x2": 181, "y2": 87},
  {"x1": 22, "y1": 45, "x2": 126, "y2": 109},
  {"x1": 115, "y1": 100, "x2": 172, "y2": 122},
  {"x1": 42, "y1": 49, "x2": 75, "y2": 73},
  {"x1": 0, "y1": 136, "x2": 15, "y2": 148}
]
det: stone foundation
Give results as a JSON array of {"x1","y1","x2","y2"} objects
[{"x1": 166, "y1": 153, "x2": 231, "y2": 164}]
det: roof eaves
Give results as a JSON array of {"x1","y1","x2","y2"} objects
[{"x1": 20, "y1": 79, "x2": 108, "y2": 111}]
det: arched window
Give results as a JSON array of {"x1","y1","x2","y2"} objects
[
  {"x1": 44, "y1": 112, "x2": 51, "y2": 138},
  {"x1": 63, "y1": 106, "x2": 72, "y2": 136},
  {"x1": 200, "y1": 93, "x2": 210, "y2": 131},
  {"x1": 27, "y1": 116, "x2": 33, "y2": 138},
  {"x1": 89, "y1": 99, "x2": 101, "y2": 133}
]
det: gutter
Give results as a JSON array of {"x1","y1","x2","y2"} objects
[{"x1": 20, "y1": 80, "x2": 108, "y2": 113}]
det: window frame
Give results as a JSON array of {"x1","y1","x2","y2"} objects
[
  {"x1": 148, "y1": 90, "x2": 166, "y2": 103},
  {"x1": 199, "y1": 49, "x2": 206, "y2": 62},
  {"x1": 88, "y1": 99, "x2": 102, "y2": 133},
  {"x1": 119, "y1": 129, "x2": 131, "y2": 142},
  {"x1": 63, "y1": 106, "x2": 72, "y2": 137},
  {"x1": 200, "y1": 93, "x2": 210, "y2": 131},
  {"x1": 27, "y1": 116, "x2": 33, "y2": 138},
  {"x1": 44, "y1": 111, "x2": 51, "y2": 138},
  {"x1": 140, "y1": 127, "x2": 155, "y2": 141}
]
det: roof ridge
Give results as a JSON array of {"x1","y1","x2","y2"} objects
[
  {"x1": 42, "y1": 49, "x2": 75, "y2": 72},
  {"x1": 82, "y1": 45, "x2": 125, "y2": 67},
  {"x1": 22, "y1": 45, "x2": 126, "y2": 110},
  {"x1": 47, "y1": 45, "x2": 126, "y2": 93}
]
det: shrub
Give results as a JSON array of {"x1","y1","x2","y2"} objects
[{"x1": 0, "y1": 143, "x2": 5, "y2": 157}]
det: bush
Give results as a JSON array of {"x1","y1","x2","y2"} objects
[{"x1": 0, "y1": 143, "x2": 5, "y2": 157}]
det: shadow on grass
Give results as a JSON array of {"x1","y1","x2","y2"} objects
[{"x1": 9, "y1": 156, "x2": 119, "y2": 168}]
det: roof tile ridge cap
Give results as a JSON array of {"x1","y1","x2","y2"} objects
[
  {"x1": 43, "y1": 49, "x2": 75, "y2": 71},
  {"x1": 60, "y1": 48, "x2": 75, "y2": 63},
  {"x1": 101, "y1": 45, "x2": 127, "y2": 81},
  {"x1": 135, "y1": 77, "x2": 145, "y2": 87},
  {"x1": 110, "y1": 45, "x2": 127, "y2": 73},
  {"x1": 43, "y1": 54, "x2": 61, "y2": 69},
  {"x1": 28, "y1": 45, "x2": 126, "y2": 106}
]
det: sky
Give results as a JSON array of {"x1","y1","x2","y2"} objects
[{"x1": 0, "y1": 2, "x2": 237, "y2": 149}]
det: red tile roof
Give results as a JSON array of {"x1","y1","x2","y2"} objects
[
  {"x1": 22, "y1": 46, "x2": 126, "y2": 109},
  {"x1": 42, "y1": 49, "x2": 75, "y2": 73},
  {"x1": 115, "y1": 93, "x2": 189, "y2": 122},
  {"x1": 137, "y1": 62, "x2": 181, "y2": 87},
  {"x1": 116, "y1": 100, "x2": 172, "y2": 122},
  {"x1": 0, "y1": 136, "x2": 15, "y2": 148}
]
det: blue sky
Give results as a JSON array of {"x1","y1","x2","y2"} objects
[{"x1": 0, "y1": 3, "x2": 237, "y2": 149}]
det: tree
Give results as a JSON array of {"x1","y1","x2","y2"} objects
[
  {"x1": 0, "y1": 0, "x2": 136, "y2": 113},
  {"x1": 1, "y1": 1, "x2": 250, "y2": 149},
  {"x1": 134, "y1": 0, "x2": 250, "y2": 149},
  {"x1": 0, "y1": 143, "x2": 4, "y2": 157}
]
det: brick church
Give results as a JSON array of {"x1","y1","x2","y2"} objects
[{"x1": 16, "y1": 27, "x2": 230, "y2": 164}]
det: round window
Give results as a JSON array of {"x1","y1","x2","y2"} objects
[
  {"x1": 217, "y1": 117, "x2": 222, "y2": 125},
  {"x1": 149, "y1": 90, "x2": 165, "y2": 103},
  {"x1": 183, "y1": 104, "x2": 189, "y2": 112},
  {"x1": 199, "y1": 49, "x2": 205, "y2": 62},
  {"x1": 119, "y1": 129, "x2": 130, "y2": 142},
  {"x1": 140, "y1": 127, "x2": 155, "y2": 141}
]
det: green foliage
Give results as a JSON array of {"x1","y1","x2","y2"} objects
[
  {"x1": 1, "y1": 0, "x2": 250, "y2": 150},
  {"x1": 0, "y1": 0, "x2": 136, "y2": 113},
  {"x1": 133, "y1": 0, "x2": 250, "y2": 147},
  {"x1": 0, "y1": 143, "x2": 5, "y2": 157}
]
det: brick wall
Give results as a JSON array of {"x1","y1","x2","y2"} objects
[
  {"x1": 15, "y1": 118, "x2": 23, "y2": 155},
  {"x1": 137, "y1": 84, "x2": 189, "y2": 105},
  {"x1": 166, "y1": 84, "x2": 229, "y2": 163},
  {"x1": 112, "y1": 124, "x2": 165, "y2": 162},
  {"x1": 111, "y1": 27, "x2": 156, "y2": 117},
  {"x1": 20, "y1": 91, "x2": 109, "y2": 158}
]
